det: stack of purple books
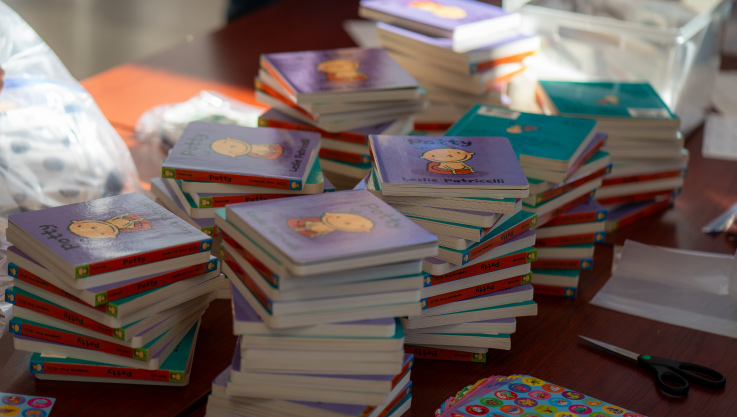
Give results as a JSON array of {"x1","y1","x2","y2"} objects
[
  {"x1": 205, "y1": 189, "x2": 437, "y2": 415},
  {"x1": 359, "y1": 0, "x2": 540, "y2": 133},
  {"x1": 362, "y1": 134, "x2": 540, "y2": 360},
  {"x1": 255, "y1": 47, "x2": 426, "y2": 188},
  {"x1": 4, "y1": 192, "x2": 225, "y2": 385}
]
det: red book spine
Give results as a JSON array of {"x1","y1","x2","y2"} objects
[
  {"x1": 390, "y1": 357, "x2": 412, "y2": 387},
  {"x1": 257, "y1": 118, "x2": 367, "y2": 145},
  {"x1": 376, "y1": 386, "x2": 412, "y2": 417},
  {"x1": 255, "y1": 78, "x2": 317, "y2": 121},
  {"x1": 168, "y1": 167, "x2": 292, "y2": 190},
  {"x1": 544, "y1": 210, "x2": 607, "y2": 227},
  {"x1": 423, "y1": 274, "x2": 530, "y2": 309},
  {"x1": 260, "y1": 57, "x2": 297, "y2": 101},
  {"x1": 429, "y1": 250, "x2": 534, "y2": 286},
  {"x1": 535, "y1": 192, "x2": 594, "y2": 227},
  {"x1": 222, "y1": 252, "x2": 273, "y2": 313},
  {"x1": 207, "y1": 193, "x2": 291, "y2": 208},
  {"x1": 404, "y1": 345, "x2": 486, "y2": 362},
  {"x1": 13, "y1": 266, "x2": 105, "y2": 311},
  {"x1": 220, "y1": 230, "x2": 278, "y2": 286},
  {"x1": 474, "y1": 51, "x2": 539, "y2": 72},
  {"x1": 535, "y1": 232, "x2": 604, "y2": 247},
  {"x1": 105, "y1": 261, "x2": 214, "y2": 303},
  {"x1": 84, "y1": 240, "x2": 208, "y2": 278},
  {"x1": 532, "y1": 258, "x2": 593, "y2": 270},
  {"x1": 35, "y1": 361, "x2": 174, "y2": 382},
  {"x1": 610, "y1": 198, "x2": 671, "y2": 231},
  {"x1": 12, "y1": 321, "x2": 141, "y2": 359},
  {"x1": 414, "y1": 122, "x2": 453, "y2": 131},
  {"x1": 532, "y1": 167, "x2": 608, "y2": 206},
  {"x1": 597, "y1": 189, "x2": 677, "y2": 206},
  {"x1": 11, "y1": 292, "x2": 114, "y2": 336},
  {"x1": 602, "y1": 169, "x2": 683, "y2": 186},
  {"x1": 532, "y1": 284, "x2": 577, "y2": 298},
  {"x1": 467, "y1": 215, "x2": 537, "y2": 262},
  {"x1": 319, "y1": 148, "x2": 369, "y2": 166},
  {"x1": 566, "y1": 137, "x2": 605, "y2": 176}
]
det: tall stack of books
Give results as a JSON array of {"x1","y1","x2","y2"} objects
[
  {"x1": 360, "y1": 0, "x2": 540, "y2": 132},
  {"x1": 204, "y1": 189, "x2": 438, "y2": 416},
  {"x1": 255, "y1": 47, "x2": 426, "y2": 188},
  {"x1": 363, "y1": 134, "x2": 539, "y2": 361},
  {"x1": 536, "y1": 80, "x2": 685, "y2": 230},
  {"x1": 444, "y1": 105, "x2": 612, "y2": 297},
  {"x1": 4, "y1": 192, "x2": 224, "y2": 385}
]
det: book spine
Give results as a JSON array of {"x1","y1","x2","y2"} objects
[
  {"x1": 165, "y1": 167, "x2": 295, "y2": 191},
  {"x1": 6, "y1": 289, "x2": 115, "y2": 337},
  {"x1": 30, "y1": 360, "x2": 180, "y2": 383},
  {"x1": 543, "y1": 209, "x2": 608, "y2": 227},
  {"x1": 596, "y1": 189, "x2": 678, "y2": 206},
  {"x1": 427, "y1": 249, "x2": 536, "y2": 286},
  {"x1": 220, "y1": 230, "x2": 279, "y2": 287},
  {"x1": 422, "y1": 273, "x2": 531, "y2": 310},
  {"x1": 222, "y1": 254, "x2": 273, "y2": 314},
  {"x1": 535, "y1": 232, "x2": 606, "y2": 247},
  {"x1": 608, "y1": 198, "x2": 671, "y2": 232},
  {"x1": 466, "y1": 215, "x2": 537, "y2": 264},
  {"x1": 391, "y1": 356, "x2": 414, "y2": 388},
  {"x1": 404, "y1": 345, "x2": 486, "y2": 362},
  {"x1": 318, "y1": 148, "x2": 372, "y2": 166},
  {"x1": 376, "y1": 384, "x2": 413, "y2": 417},
  {"x1": 472, "y1": 50, "x2": 538, "y2": 73},
  {"x1": 566, "y1": 138, "x2": 605, "y2": 177},
  {"x1": 413, "y1": 122, "x2": 453, "y2": 131},
  {"x1": 531, "y1": 167, "x2": 608, "y2": 206},
  {"x1": 532, "y1": 284, "x2": 577, "y2": 298},
  {"x1": 9, "y1": 320, "x2": 146, "y2": 361},
  {"x1": 535, "y1": 192, "x2": 594, "y2": 227},
  {"x1": 255, "y1": 78, "x2": 317, "y2": 121},
  {"x1": 9, "y1": 264, "x2": 105, "y2": 311},
  {"x1": 601, "y1": 169, "x2": 683, "y2": 186},
  {"x1": 260, "y1": 56, "x2": 297, "y2": 101},
  {"x1": 257, "y1": 118, "x2": 367, "y2": 145},
  {"x1": 202, "y1": 193, "x2": 292, "y2": 208},
  {"x1": 532, "y1": 258, "x2": 593, "y2": 270},
  {"x1": 103, "y1": 259, "x2": 218, "y2": 305}
]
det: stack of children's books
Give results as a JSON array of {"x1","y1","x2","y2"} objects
[
  {"x1": 4, "y1": 192, "x2": 224, "y2": 385},
  {"x1": 360, "y1": 0, "x2": 540, "y2": 133},
  {"x1": 444, "y1": 105, "x2": 612, "y2": 297},
  {"x1": 204, "y1": 189, "x2": 438, "y2": 416},
  {"x1": 536, "y1": 80, "x2": 685, "y2": 231},
  {"x1": 363, "y1": 134, "x2": 538, "y2": 361},
  {"x1": 255, "y1": 47, "x2": 426, "y2": 188}
]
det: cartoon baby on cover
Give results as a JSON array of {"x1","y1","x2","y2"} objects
[
  {"x1": 287, "y1": 212, "x2": 374, "y2": 237},
  {"x1": 210, "y1": 137, "x2": 284, "y2": 159},
  {"x1": 407, "y1": 0, "x2": 467, "y2": 19},
  {"x1": 69, "y1": 214, "x2": 151, "y2": 239},
  {"x1": 421, "y1": 148, "x2": 475, "y2": 175},
  {"x1": 316, "y1": 59, "x2": 368, "y2": 82},
  {"x1": 31, "y1": 363, "x2": 43, "y2": 373}
]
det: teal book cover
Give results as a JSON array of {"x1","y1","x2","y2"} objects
[
  {"x1": 446, "y1": 105, "x2": 597, "y2": 170},
  {"x1": 538, "y1": 80, "x2": 678, "y2": 120}
]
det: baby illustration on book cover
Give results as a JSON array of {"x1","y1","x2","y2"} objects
[
  {"x1": 420, "y1": 148, "x2": 475, "y2": 175},
  {"x1": 407, "y1": 1, "x2": 467, "y2": 19},
  {"x1": 210, "y1": 137, "x2": 284, "y2": 159},
  {"x1": 287, "y1": 212, "x2": 374, "y2": 237},
  {"x1": 316, "y1": 59, "x2": 368, "y2": 82},
  {"x1": 68, "y1": 214, "x2": 152, "y2": 239}
]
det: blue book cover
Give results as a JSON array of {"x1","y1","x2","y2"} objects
[{"x1": 446, "y1": 105, "x2": 597, "y2": 171}]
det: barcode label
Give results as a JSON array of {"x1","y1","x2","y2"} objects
[
  {"x1": 477, "y1": 106, "x2": 520, "y2": 120},
  {"x1": 627, "y1": 108, "x2": 671, "y2": 119}
]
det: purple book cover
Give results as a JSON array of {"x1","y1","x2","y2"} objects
[
  {"x1": 152, "y1": 177, "x2": 215, "y2": 229},
  {"x1": 231, "y1": 282, "x2": 395, "y2": 328},
  {"x1": 162, "y1": 122, "x2": 320, "y2": 190},
  {"x1": 606, "y1": 200, "x2": 662, "y2": 221},
  {"x1": 261, "y1": 47, "x2": 418, "y2": 96},
  {"x1": 225, "y1": 190, "x2": 437, "y2": 264},
  {"x1": 377, "y1": 22, "x2": 533, "y2": 55},
  {"x1": 559, "y1": 199, "x2": 607, "y2": 217},
  {"x1": 8, "y1": 193, "x2": 211, "y2": 278},
  {"x1": 362, "y1": 0, "x2": 512, "y2": 32},
  {"x1": 370, "y1": 135, "x2": 528, "y2": 189}
]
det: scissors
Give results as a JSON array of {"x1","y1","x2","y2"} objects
[{"x1": 579, "y1": 336, "x2": 726, "y2": 397}]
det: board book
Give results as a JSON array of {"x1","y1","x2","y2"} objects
[
  {"x1": 407, "y1": 317, "x2": 516, "y2": 334},
  {"x1": 404, "y1": 331, "x2": 511, "y2": 350},
  {"x1": 401, "y1": 299, "x2": 537, "y2": 329},
  {"x1": 260, "y1": 47, "x2": 419, "y2": 104},
  {"x1": 30, "y1": 320, "x2": 200, "y2": 386},
  {"x1": 420, "y1": 282, "x2": 534, "y2": 317},
  {"x1": 359, "y1": 0, "x2": 521, "y2": 52},
  {"x1": 149, "y1": 177, "x2": 217, "y2": 236},
  {"x1": 223, "y1": 189, "x2": 438, "y2": 275},
  {"x1": 161, "y1": 122, "x2": 320, "y2": 191},
  {"x1": 7, "y1": 192, "x2": 212, "y2": 287},
  {"x1": 369, "y1": 135, "x2": 529, "y2": 198},
  {"x1": 405, "y1": 344, "x2": 487, "y2": 362}
]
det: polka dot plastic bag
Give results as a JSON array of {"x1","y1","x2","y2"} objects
[{"x1": 0, "y1": 1, "x2": 141, "y2": 247}]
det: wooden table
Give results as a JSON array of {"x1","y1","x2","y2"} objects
[{"x1": 3, "y1": 1, "x2": 737, "y2": 416}]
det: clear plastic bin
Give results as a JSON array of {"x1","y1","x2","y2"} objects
[{"x1": 503, "y1": 0, "x2": 733, "y2": 128}]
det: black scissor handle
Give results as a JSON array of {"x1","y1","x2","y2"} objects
[
  {"x1": 638, "y1": 355, "x2": 726, "y2": 396},
  {"x1": 673, "y1": 360, "x2": 727, "y2": 389}
]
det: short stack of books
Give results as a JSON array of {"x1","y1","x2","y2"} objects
[
  {"x1": 361, "y1": 0, "x2": 540, "y2": 131},
  {"x1": 4, "y1": 192, "x2": 224, "y2": 385},
  {"x1": 364, "y1": 134, "x2": 539, "y2": 359},
  {"x1": 255, "y1": 47, "x2": 426, "y2": 188},
  {"x1": 536, "y1": 80, "x2": 686, "y2": 225},
  {"x1": 204, "y1": 189, "x2": 438, "y2": 416}
]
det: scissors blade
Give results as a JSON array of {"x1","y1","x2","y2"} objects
[{"x1": 579, "y1": 335, "x2": 640, "y2": 363}]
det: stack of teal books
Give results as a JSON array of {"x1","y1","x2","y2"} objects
[
  {"x1": 364, "y1": 134, "x2": 539, "y2": 361},
  {"x1": 536, "y1": 80, "x2": 685, "y2": 225},
  {"x1": 205, "y1": 189, "x2": 437, "y2": 416},
  {"x1": 4, "y1": 192, "x2": 224, "y2": 386}
]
